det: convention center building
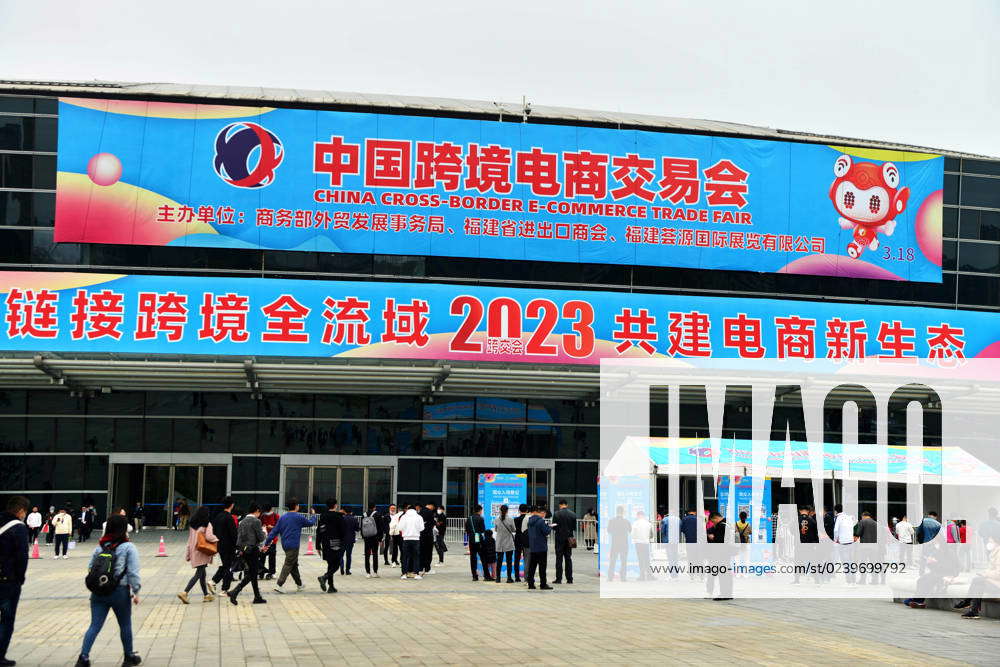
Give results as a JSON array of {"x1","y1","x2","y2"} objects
[{"x1": 0, "y1": 80, "x2": 997, "y2": 523}]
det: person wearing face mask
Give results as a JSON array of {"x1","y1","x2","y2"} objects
[{"x1": 384, "y1": 504, "x2": 400, "y2": 566}]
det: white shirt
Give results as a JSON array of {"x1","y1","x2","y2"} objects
[
  {"x1": 26, "y1": 512, "x2": 42, "y2": 528},
  {"x1": 397, "y1": 509, "x2": 424, "y2": 540},
  {"x1": 896, "y1": 520, "x2": 915, "y2": 544},
  {"x1": 102, "y1": 520, "x2": 133, "y2": 534},
  {"x1": 388, "y1": 511, "x2": 400, "y2": 536},
  {"x1": 631, "y1": 518, "x2": 652, "y2": 544},
  {"x1": 833, "y1": 513, "x2": 856, "y2": 544}
]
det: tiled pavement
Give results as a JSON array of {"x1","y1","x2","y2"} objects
[{"x1": 6, "y1": 533, "x2": 999, "y2": 666}]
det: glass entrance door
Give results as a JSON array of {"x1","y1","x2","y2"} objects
[
  {"x1": 142, "y1": 464, "x2": 230, "y2": 527},
  {"x1": 143, "y1": 466, "x2": 171, "y2": 527}
]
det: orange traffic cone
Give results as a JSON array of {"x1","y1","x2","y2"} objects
[
  {"x1": 305, "y1": 535, "x2": 316, "y2": 556},
  {"x1": 30, "y1": 539, "x2": 40, "y2": 559},
  {"x1": 156, "y1": 535, "x2": 168, "y2": 557}
]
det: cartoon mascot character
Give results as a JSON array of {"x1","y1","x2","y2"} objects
[{"x1": 829, "y1": 154, "x2": 909, "y2": 259}]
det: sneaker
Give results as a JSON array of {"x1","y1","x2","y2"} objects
[
  {"x1": 53, "y1": 555, "x2": 60, "y2": 559},
  {"x1": 273, "y1": 586, "x2": 285, "y2": 594},
  {"x1": 961, "y1": 609, "x2": 981, "y2": 619},
  {"x1": 296, "y1": 585, "x2": 305, "y2": 592},
  {"x1": 540, "y1": 584, "x2": 553, "y2": 590},
  {"x1": 401, "y1": 574, "x2": 408, "y2": 580},
  {"x1": 203, "y1": 595, "x2": 214, "y2": 603},
  {"x1": 177, "y1": 592, "x2": 189, "y2": 604},
  {"x1": 425, "y1": 569, "x2": 435, "y2": 575},
  {"x1": 953, "y1": 599, "x2": 972, "y2": 610},
  {"x1": 373, "y1": 572, "x2": 380, "y2": 578},
  {"x1": 252, "y1": 598, "x2": 267, "y2": 604},
  {"x1": 228, "y1": 592, "x2": 238, "y2": 606},
  {"x1": 365, "y1": 573, "x2": 372, "y2": 578},
  {"x1": 207, "y1": 583, "x2": 216, "y2": 595},
  {"x1": 413, "y1": 574, "x2": 423, "y2": 580},
  {"x1": 63, "y1": 555, "x2": 69, "y2": 559},
  {"x1": 317, "y1": 576, "x2": 327, "y2": 592},
  {"x1": 75, "y1": 657, "x2": 91, "y2": 667},
  {"x1": 908, "y1": 601, "x2": 927, "y2": 609},
  {"x1": 122, "y1": 653, "x2": 142, "y2": 666}
]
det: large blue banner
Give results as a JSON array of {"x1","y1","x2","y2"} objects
[
  {"x1": 717, "y1": 476, "x2": 773, "y2": 542},
  {"x1": 477, "y1": 473, "x2": 528, "y2": 530},
  {"x1": 55, "y1": 98, "x2": 943, "y2": 282},
  {"x1": 0, "y1": 271, "x2": 994, "y2": 363}
]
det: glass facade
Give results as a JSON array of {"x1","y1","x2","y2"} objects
[{"x1": 0, "y1": 92, "x2": 996, "y2": 517}]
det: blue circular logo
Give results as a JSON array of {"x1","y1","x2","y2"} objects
[{"x1": 213, "y1": 122, "x2": 283, "y2": 188}]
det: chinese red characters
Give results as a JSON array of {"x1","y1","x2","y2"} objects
[{"x1": 829, "y1": 154, "x2": 909, "y2": 259}]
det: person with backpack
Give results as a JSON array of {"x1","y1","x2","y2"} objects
[
  {"x1": 466, "y1": 505, "x2": 487, "y2": 581},
  {"x1": 178, "y1": 506, "x2": 218, "y2": 604},
  {"x1": 75, "y1": 515, "x2": 141, "y2": 667},
  {"x1": 361, "y1": 503, "x2": 383, "y2": 578},
  {"x1": 0, "y1": 495, "x2": 30, "y2": 667},
  {"x1": 316, "y1": 499, "x2": 345, "y2": 593},
  {"x1": 494, "y1": 505, "x2": 516, "y2": 583},
  {"x1": 52, "y1": 507, "x2": 73, "y2": 559},
  {"x1": 266, "y1": 499, "x2": 317, "y2": 594},
  {"x1": 735, "y1": 511, "x2": 753, "y2": 544},
  {"x1": 210, "y1": 498, "x2": 238, "y2": 593},
  {"x1": 227, "y1": 504, "x2": 267, "y2": 606},
  {"x1": 339, "y1": 508, "x2": 357, "y2": 576}
]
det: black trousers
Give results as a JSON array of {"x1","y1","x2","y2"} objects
[
  {"x1": 322, "y1": 550, "x2": 342, "y2": 589},
  {"x1": 340, "y1": 542, "x2": 354, "y2": 574},
  {"x1": 419, "y1": 533, "x2": 433, "y2": 572},
  {"x1": 527, "y1": 551, "x2": 548, "y2": 587},
  {"x1": 391, "y1": 535, "x2": 402, "y2": 564},
  {"x1": 53, "y1": 534, "x2": 69, "y2": 556},
  {"x1": 468, "y1": 542, "x2": 485, "y2": 579},
  {"x1": 498, "y1": 550, "x2": 514, "y2": 581},
  {"x1": 513, "y1": 544, "x2": 524, "y2": 581},
  {"x1": 401, "y1": 539, "x2": 420, "y2": 575},
  {"x1": 212, "y1": 548, "x2": 235, "y2": 591},
  {"x1": 555, "y1": 539, "x2": 573, "y2": 583},
  {"x1": 364, "y1": 537, "x2": 380, "y2": 574},
  {"x1": 231, "y1": 549, "x2": 261, "y2": 600},
  {"x1": 435, "y1": 534, "x2": 447, "y2": 562}
]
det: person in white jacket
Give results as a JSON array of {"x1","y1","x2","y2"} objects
[
  {"x1": 832, "y1": 504, "x2": 857, "y2": 585},
  {"x1": 26, "y1": 506, "x2": 42, "y2": 543},
  {"x1": 385, "y1": 504, "x2": 400, "y2": 566},
  {"x1": 396, "y1": 506, "x2": 425, "y2": 580}
]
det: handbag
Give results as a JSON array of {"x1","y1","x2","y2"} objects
[
  {"x1": 196, "y1": 529, "x2": 218, "y2": 556},
  {"x1": 567, "y1": 536, "x2": 578, "y2": 549}
]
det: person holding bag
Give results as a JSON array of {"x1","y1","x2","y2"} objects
[
  {"x1": 316, "y1": 499, "x2": 344, "y2": 593},
  {"x1": 465, "y1": 505, "x2": 487, "y2": 581},
  {"x1": 494, "y1": 505, "x2": 517, "y2": 583},
  {"x1": 227, "y1": 504, "x2": 267, "y2": 605},
  {"x1": 178, "y1": 506, "x2": 218, "y2": 604}
]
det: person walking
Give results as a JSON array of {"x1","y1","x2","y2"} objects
[
  {"x1": 178, "y1": 506, "x2": 218, "y2": 604},
  {"x1": 433, "y1": 506, "x2": 448, "y2": 566},
  {"x1": 381, "y1": 504, "x2": 397, "y2": 566},
  {"x1": 387, "y1": 504, "x2": 402, "y2": 566},
  {"x1": 513, "y1": 503, "x2": 530, "y2": 583},
  {"x1": 210, "y1": 498, "x2": 238, "y2": 593},
  {"x1": 266, "y1": 499, "x2": 317, "y2": 594},
  {"x1": 397, "y1": 505, "x2": 425, "y2": 580},
  {"x1": 316, "y1": 499, "x2": 345, "y2": 593},
  {"x1": 552, "y1": 499, "x2": 576, "y2": 585},
  {"x1": 583, "y1": 508, "x2": 597, "y2": 550},
  {"x1": 259, "y1": 505, "x2": 278, "y2": 580},
  {"x1": 494, "y1": 505, "x2": 516, "y2": 583},
  {"x1": 339, "y1": 509, "x2": 357, "y2": 576},
  {"x1": 24, "y1": 508, "x2": 41, "y2": 546},
  {"x1": 227, "y1": 504, "x2": 267, "y2": 606},
  {"x1": 465, "y1": 505, "x2": 487, "y2": 581},
  {"x1": 526, "y1": 506, "x2": 553, "y2": 590},
  {"x1": 52, "y1": 507, "x2": 73, "y2": 559},
  {"x1": 74, "y1": 515, "x2": 141, "y2": 667},
  {"x1": 418, "y1": 502, "x2": 436, "y2": 575},
  {"x1": 361, "y1": 503, "x2": 383, "y2": 578},
  {"x1": 130, "y1": 503, "x2": 143, "y2": 534},
  {"x1": 0, "y1": 496, "x2": 29, "y2": 667}
]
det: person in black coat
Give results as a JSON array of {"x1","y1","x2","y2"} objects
[
  {"x1": 316, "y1": 499, "x2": 345, "y2": 593},
  {"x1": 552, "y1": 499, "x2": 577, "y2": 584},
  {"x1": 210, "y1": 497, "x2": 238, "y2": 592},
  {"x1": 340, "y1": 509, "x2": 358, "y2": 575},
  {"x1": 513, "y1": 503, "x2": 530, "y2": 583},
  {"x1": 0, "y1": 495, "x2": 29, "y2": 666},
  {"x1": 418, "y1": 503, "x2": 436, "y2": 574}
]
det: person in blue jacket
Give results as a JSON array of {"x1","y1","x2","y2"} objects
[
  {"x1": 339, "y1": 509, "x2": 358, "y2": 576},
  {"x1": 680, "y1": 509, "x2": 699, "y2": 544},
  {"x1": 526, "y1": 506, "x2": 553, "y2": 590},
  {"x1": 265, "y1": 499, "x2": 317, "y2": 594}
]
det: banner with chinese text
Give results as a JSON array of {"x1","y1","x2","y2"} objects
[
  {"x1": 54, "y1": 98, "x2": 943, "y2": 282},
  {"x1": 0, "y1": 271, "x2": 991, "y2": 362}
]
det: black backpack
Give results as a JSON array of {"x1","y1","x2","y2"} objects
[{"x1": 85, "y1": 543, "x2": 125, "y2": 595}]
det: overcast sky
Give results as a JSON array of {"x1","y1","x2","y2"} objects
[{"x1": 3, "y1": 1, "x2": 998, "y2": 156}]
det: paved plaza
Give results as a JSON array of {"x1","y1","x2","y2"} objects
[{"x1": 4, "y1": 533, "x2": 999, "y2": 666}]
